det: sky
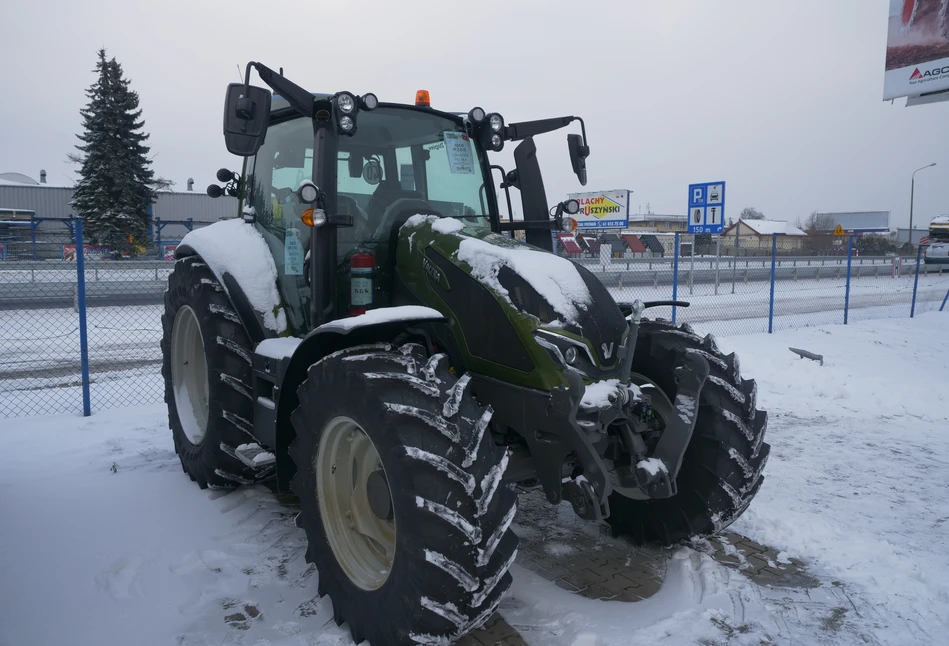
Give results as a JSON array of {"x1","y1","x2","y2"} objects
[{"x1": 1, "y1": 0, "x2": 947, "y2": 230}]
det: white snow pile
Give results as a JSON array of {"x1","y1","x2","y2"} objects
[
  {"x1": 255, "y1": 336, "x2": 302, "y2": 359},
  {"x1": 580, "y1": 379, "x2": 620, "y2": 409},
  {"x1": 317, "y1": 305, "x2": 444, "y2": 332},
  {"x1": 3, "y1": 314, "x2": 949, "y2": 646},
  {"x1": 636, "y1": 457, "x2": 667, "y2": 476},
  {"x1": 431, "y1": 218, "x2": 465, "y2": 234},
  {"x1": 456, "y1": 236, "x2": 591, "y2": 324},
  {"x1": 179, "y1": 219, "x2": 284, "y2": 332}
]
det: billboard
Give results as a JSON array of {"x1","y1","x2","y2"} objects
[
  {"x1": 884, "y1": 0, "x2": 949, "y2": 100},
  {"x1": 63, "y1": 245, "x2": 112, "y2": 261},
  {"x1": 566, "y1": 189, "x2": 630, "y2": 229}
]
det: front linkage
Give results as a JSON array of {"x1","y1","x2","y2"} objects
[{"x1": 484, "y1": 299, "x2": 710, "y2": 523}]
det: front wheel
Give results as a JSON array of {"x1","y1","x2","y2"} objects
[
  {"x1": 160, "y1": 256, "x2": 273, "y2": 489},
  {"x1": 290, "y1": 342, "x2": 518, "y2": 645},
  {"x1": 607, "y1": 320, "x2": 770, "y2": 545}
]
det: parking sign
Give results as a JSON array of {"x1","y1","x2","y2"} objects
[{"x1": 688, "y1": 181, "x2": 726, "y2": 234}]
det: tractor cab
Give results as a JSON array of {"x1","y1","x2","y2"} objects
[{"x1": 209, "y1": 62, "x2": 590, "y2": 335}]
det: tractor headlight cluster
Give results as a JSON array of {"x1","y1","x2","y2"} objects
[
  {"x1": 334, "y1": 91, "x2": 377, "y2": 136},
  {"x1": 478, "y1": 112, "x2": 505, "y2": 152}
]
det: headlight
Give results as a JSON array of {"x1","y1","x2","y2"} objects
[
  {"x1": 360, "y1": 93, "x2": 379, "y2": 110},
  {"x1": 490, "y1": 133, "x2": 502, "y2": 148},
  {"x1": 337, "y1": 93, "x2": 356, "y2": 114},
  {"x1": 468, "y1": 106, "x2": 485, "y2": 123},
  {"x1": 297, "y1": 182, "x2": 319, "y2": 204},
  {"x1": 339, "y1": 115, "x2": 354, "y2": 131},
  {"x1": 533, "y1": 329, "x2": 596, "y2": 374},
  {"x1": 488, "y1": 113, "x2": 504, "y2": 132}
]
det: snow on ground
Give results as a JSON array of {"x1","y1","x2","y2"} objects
[{"x1": 1, "y1": 313, "x2": 947, "y2": 645}]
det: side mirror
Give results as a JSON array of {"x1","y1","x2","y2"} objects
[
  {"x1": 567, "y1": 134, "x2": 589, "y2": 186},
  {"x1": 223, "y1": 83, "x2": 272, "y2": 157}
]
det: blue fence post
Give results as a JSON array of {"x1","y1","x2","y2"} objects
[
  {"x1": 911, "y1": 244, "x2": 924, "y2": 318},
  {"x1": 940, "y1": 287, "x2": 949, "y2": 312},
  {"x1": 672, "y1": 231, "x2": 680, "y2": 323},
  {"x1": 768, "y1": 233, "x2": 777, "y2": 333},
  {"x1": 75, "y1": 219, "x2": 92, "y2": 417},
  {"x1": 844, "y1": 235, "x2": 854, "y2": 324},
  {"x1": 156, "y1": 217, "x2": 162, "y2": 251}
]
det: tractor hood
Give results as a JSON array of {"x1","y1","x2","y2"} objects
[{"x1": 396, "y1": 215, "x2": 628, "y2": 391}]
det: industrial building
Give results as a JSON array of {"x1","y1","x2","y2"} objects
[
  {"x1": 0, "y1": 171, "x2": 236, "y2": 260},
  {"x1": 812, "y1": 211, "x2": 890, "y2": 234}
]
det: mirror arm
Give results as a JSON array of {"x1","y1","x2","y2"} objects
[
  {"x1": 490, "y1": 165, "x2": 515, "y2": 222},
  {"x1": 505, "y1": 116, "x2": 577, "y2": 142},
  {"x1": 246, "y1": 61, "x2": 315, "y2": 118}
]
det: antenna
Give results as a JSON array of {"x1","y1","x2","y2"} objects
[{"x1": 236, "y1": 64, "x2": 242, "y2": 82}]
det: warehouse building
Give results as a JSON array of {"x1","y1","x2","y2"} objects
[{"x1": 0, "y1": 171, "x2": 236, "y2": 260}]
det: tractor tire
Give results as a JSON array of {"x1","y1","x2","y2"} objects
[
  {"x1": 290, "y1": 342, "x2": 518, "y2": 646},
  {"x1": 607, "y1": 319, "x2": 770, "y2": 546},
  {"x1": 160, "y1": 256, "x2": 273, "y2": 489}
]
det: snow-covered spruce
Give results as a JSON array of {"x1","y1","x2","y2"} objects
[
  {"x1": 160, "y1": 256, "x2": 274, "y2": 489},
  {"x1": 289, "y1": 343, "x2": 518, "y2": 646},
  {"x1": 607, "y1": 319, "x2": 770, "y2": 545}
]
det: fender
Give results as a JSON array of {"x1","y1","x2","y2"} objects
[
  {"x1": 175, "y1": 244, "x2": 272, "y2": 344},
  {"x1": 270, "y1": 308, "x2": 450, "y2": 492}
]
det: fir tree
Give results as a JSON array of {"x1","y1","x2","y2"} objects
[{"x1": 71, "y1": 49, "x2": 157, "y2": 256}]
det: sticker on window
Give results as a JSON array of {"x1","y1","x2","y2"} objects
[
  {"x1": 443, "y1": 131, "x2": 475, "y2": 175},
  {"x1": 285, "y1": 226, "x2": 304, "y2": 276}
]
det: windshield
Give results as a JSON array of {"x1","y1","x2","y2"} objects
[
  {"x1": 244, "y1": 107, "x2": 495, "y2": 334},
  {"x1": 336, "y1": 107, "x2": 492, "y2": 256}
]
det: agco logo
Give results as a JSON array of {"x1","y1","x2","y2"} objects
[{"x1": 909, "y1": 65, "x2": 949, "y2": 82}]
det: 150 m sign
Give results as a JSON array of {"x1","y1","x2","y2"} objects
[{"x1": 566, "y1": 189, "x2": 631, "y2": 229}]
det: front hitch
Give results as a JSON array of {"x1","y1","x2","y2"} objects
[{"x1": 640, "y1": 351, "x2": 710, "y2": 498}]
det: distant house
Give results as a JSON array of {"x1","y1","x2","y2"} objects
[{"x1": 721, "y1": 219, "x2": 807, "y2": 252}]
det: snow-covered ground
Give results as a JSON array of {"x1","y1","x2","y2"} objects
[{"x1": 1, "y1": 313, "x2": 947, "y2": 645}]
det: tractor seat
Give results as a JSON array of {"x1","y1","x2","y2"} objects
[{"x1": 367, "y1": 180, "x2": 425, "y2": 221}]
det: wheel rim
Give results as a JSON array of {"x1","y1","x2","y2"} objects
[
  {"x1": 316, "y1": 417, "x2": 396, "y2": 591},
  {"x1": 171, "y1": 305, "x2": 209, "y2": 445}
]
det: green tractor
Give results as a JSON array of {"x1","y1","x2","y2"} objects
[{"x1": 161, "y1": 62, "x2": 769, "y2": 645}]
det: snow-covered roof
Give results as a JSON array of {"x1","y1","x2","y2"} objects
[{"x1": 737, "y1": 219, "x2": 806, "y2": 236}]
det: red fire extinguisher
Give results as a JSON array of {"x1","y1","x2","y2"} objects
[{"x1": 350, "y1": 251, "x2": 375, "y2": 316}]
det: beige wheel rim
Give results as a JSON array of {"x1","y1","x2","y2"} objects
[
  {"x1": 316, "y1": 416, "x2": 396, "y2": 590},
  {"x1": 171, "y1": 305, "x2": 209, "y2": 445}
]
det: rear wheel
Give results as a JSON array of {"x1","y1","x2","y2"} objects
[
  {"x1": 160, "y1": 256, "x2": 273, "y2": 488},
  {"x1": 607, "y1": 320, "x2": 770, "y2": 545},
  {"x1": 290, "y1": 342, "x2": 518, "y2": 645}
]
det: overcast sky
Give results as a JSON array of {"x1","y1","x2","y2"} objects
[{"x1": 2, "y1": 0, "x2": 946, "y2": 229}]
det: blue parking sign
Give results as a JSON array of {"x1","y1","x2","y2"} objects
[{"x1": 688, "y1": 181, "x2": 725, "y2": 234}]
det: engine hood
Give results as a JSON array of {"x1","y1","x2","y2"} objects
[{"x1": 396, "y1": 216, "x2": 629, "y2": 386}]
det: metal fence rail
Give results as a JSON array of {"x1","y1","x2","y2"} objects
[{"x1": 1, "y1": 230, "x2": 947, "y2": 419}]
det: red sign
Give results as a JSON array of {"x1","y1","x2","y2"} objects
[{"x1": 163, "y1": 244, "x2": 177, "y2": 261}]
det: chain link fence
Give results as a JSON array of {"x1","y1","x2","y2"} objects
[
  {"x1": 1, "y1": 219, "x2": 184, "y2": 418},
  {"x1": 4, "y1": 225, "x2": 949, "y2": 419}
]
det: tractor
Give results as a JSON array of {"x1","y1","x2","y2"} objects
[{"x1": 161, "y1": 62, "x2": 769, "y2": 646}]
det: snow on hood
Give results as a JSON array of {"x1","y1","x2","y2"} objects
[
  {"x1": 456, "y1": 236, "x2": 591, "y2": 324},
  {"x1": 316, "y1": 305, "x2": 444, "y2": 333},
  {"x1": 179, "y1": 219, "x2": 284, "y2": 332},
  {"x1": 402, "y1": 213, "x2": 593, "y2": 324}
]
